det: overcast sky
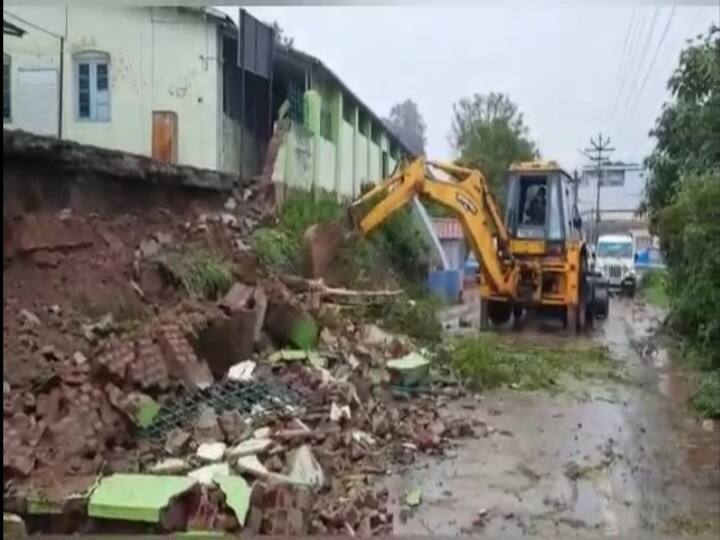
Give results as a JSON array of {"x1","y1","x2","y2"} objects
[{"x1": 220, "y1": 4, "x2": 717, "y2": 170}]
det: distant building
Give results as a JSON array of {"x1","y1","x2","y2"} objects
[
  {"x1": 432, "y1": 218, "x2": 467, "y2": 271},
  {"x1": 578, "y1": 162, "x2": 650, "y2": 242},
  {"x1": 578, "y1": 163, "x2": 646, "y2": 221}
]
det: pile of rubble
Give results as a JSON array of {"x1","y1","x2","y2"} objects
[{"x1": 3, "y1": 194, "x2": 480, "y2": 536}]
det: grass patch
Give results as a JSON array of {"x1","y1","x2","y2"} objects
[
  {"x1": 639, "y1": 269, "x2": 669, "y2": 307},
  {"x1": 167, "y1": 250, "x2": 233, "y2": 300},
  {"x1": 693, "y1": 371, "x2": 720, "y2": 418},
  {"x1": 449, "y1": 335, "x2": 622, "y2": 391},
  {"x1": 663, "y1": 513, "x2": 720, "y2": 536},
  {"x1": 250, "y1": 228, "x2": 298, "y2": 273},
  {"x1": 367, "y1": 293, "x2": 444, "y2": 345}
]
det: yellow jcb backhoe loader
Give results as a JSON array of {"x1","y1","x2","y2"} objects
[{"x1": 348, "y1": 157, "x2": 609, "y2": 334}]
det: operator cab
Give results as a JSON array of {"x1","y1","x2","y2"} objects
[{"x1": 504, "y1": 161, "x2": 581, "y2": 244}]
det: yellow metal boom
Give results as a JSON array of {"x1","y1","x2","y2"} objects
[{"x1": 350, "y1": 157, "x2": 517, "y2": 297}]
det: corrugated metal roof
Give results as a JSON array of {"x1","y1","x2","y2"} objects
[{"x1": 433, "y1": 218, "x2": 464, "y2": 240}]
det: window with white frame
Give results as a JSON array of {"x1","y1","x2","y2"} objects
[
  {"x1": 74, "y1": 52, "x2": 110, "y2": 122},
  {"x1": 3, "y1": 54, "x2": 10, "y2": 122}
]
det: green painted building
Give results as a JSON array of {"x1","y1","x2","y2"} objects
[{"x1": 270, "y1": 46, "x2": 412, "y2": 198}]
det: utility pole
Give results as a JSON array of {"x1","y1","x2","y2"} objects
[{"x1": 584, "y1": 133, "x2": 615, "y2": 243}]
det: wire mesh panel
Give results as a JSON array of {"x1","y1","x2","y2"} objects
[{"x1": 139, "y1": 378, "x2": 303, "y2": 440}]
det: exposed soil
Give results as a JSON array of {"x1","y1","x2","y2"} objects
[{"x1": 385, "y1": 298, "x2": 720, "y2": 537}]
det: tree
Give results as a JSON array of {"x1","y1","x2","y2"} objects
[
  {"x1": 271, "y1": 21, "x2": 294, "y2": 50},
  {"x1": 384, "y1": 100, "x2": 427, "y2": 156},
  {"x1": 642, "y1": 25, "x2": 720, "y2": 221},
  {"x1": 449, "y1": 92, "x2": 539, "y2": 202}
]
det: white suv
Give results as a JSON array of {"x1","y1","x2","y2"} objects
[{"x1": 594, "y1": 234, "x2": 636, "y2": 297}]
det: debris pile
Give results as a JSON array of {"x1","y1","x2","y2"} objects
[{"x1": 3, "y1": 190, "x2": 480, "y2": 536}]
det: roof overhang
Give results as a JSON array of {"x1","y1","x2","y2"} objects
[{"x1": 3, "y1": 19, "x2": 26, "y2": 37}]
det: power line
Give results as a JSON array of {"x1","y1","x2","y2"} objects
[
  {"x1": 608, "y1": 6, "x2": 637, "y2": 123},
  {"x1": 622, "y1": 6, "x2": 662, "y2": 113},
  {"x1": 629, "y1": 6, "x2": 677, "y2": 112},
  {"x1": 610, "y1": 6, "x2": 648, "y2": 127}
]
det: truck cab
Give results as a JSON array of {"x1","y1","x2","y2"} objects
[{"x1": 594, "y1": 234, "x2": 636, "y2": 296}]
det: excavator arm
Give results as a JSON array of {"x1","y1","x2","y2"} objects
[{"x1": 350, "y1": 157, "x2": 517, "y2": 297}]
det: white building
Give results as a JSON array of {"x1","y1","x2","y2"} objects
[
  {"x1": 3, "y1": 6, "x2": 266, "y2": 174},
  {"x1": 577, "y1": 163, "x2": 647, "y2": 221}
]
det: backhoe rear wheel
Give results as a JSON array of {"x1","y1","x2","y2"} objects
[{"x1": 488, "y1": 300, "x2": 512, "y2": 326}]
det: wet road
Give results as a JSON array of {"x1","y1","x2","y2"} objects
[{"x1": 386, "y1": 298, "x2": 720, "y2": 537}]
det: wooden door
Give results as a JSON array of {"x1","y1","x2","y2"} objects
[{"x1": 152, "y1": 111, "x2": 177, "y2": 164}]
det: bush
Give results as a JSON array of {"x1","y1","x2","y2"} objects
[
  {"x1": 693, "y1": 372, "x2": 720, "y2": 418},
  {"x1": 658, "y1": 172, "x2": 720, "y2": 368},
  {"x1": 639, "y1": 269, "x2": 669, "y2": 307}
]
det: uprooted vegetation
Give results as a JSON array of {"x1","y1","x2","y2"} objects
[
  {"x1": 166, "y1": 249, "x2": 234, "y2": 300},
  {"x1": 251, "y1": 191, "x2": 429, "y2": 286},
  {"x1": 251, "y1": 191, "x2": 443, "y2": 343},
  {"x1": 448, "y1": 335, "x2": 622, "y2": 391}
]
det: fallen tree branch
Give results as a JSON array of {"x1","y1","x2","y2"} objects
[{"x1": 278, "y1": 273, "x2": 402, "y2": 302}]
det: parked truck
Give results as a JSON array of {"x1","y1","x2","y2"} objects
[{"x1": 594, "y1": 233, "x2": 636, "y2": 297}]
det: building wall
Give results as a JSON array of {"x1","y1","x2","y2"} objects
[
  {"x1": 4, "y1": 6, "x2": 223, "y2": 171},
  {"x1": 270, "y1": 69, "x2": 408, "y2": 200}
]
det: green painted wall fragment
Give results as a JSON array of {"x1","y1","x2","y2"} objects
[
  {"x1": 213, "y1": 475, "x2": 251, "y2": 526},
  {"x1": 288, "y1": 317, "x2": 318, "y2": 349},
  {"x1": 88, "y1": 474, "x2": 197, "y2": 523}
]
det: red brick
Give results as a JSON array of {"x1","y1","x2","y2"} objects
[
  {"x1": 157, "y1": 324, "x2": 212, "y2": 389},
  {"x1": 3, "y1": 425, "x2": 35, "y2": 476},
  {"x1": 97, "y1": 339, "x2": 135, "y2": 383}
]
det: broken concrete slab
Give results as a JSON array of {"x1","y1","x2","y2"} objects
[
  {"x1": 227, "y1": 360, "x2": 256, "y2": 382},
  {"x1": 387, "y1": 352, "x2": 430, "y2": 387},
  {"x1": 264, "y1": 294, "x2": 318, "y2": 350},
  {"x1": 227, "y1": 438, "x2": 273, "y2": 458},
  {"x1": 268, "y1": 349, "x2": 328, "y2": 369},
  {"x1": 188, "y1": 462, "x2": 231, "y2": 486},
  {"x1": 19, "y1": 309, "x2": 41, "y2": 327},
  {"x1": 193, "y1": 407, "x2": 224, "y2": 443},
  {"x1": 300, "y1": 221, "x2": 347, "y2": 283},
  {"x1": 286, "y1": 445, "x2": 325, "y2": 490},
  {"x1": 403, "y1": 486, "x2": 422, "y2": 508},
  {"x1": 236, "y1": 455, "x2": 270, "y2": 478},
  {"x1": 196, "y1": 442, "x2": 227, "y2": 462},
  {"x1": 3, "y1": 513, "x2": 27, "y2": 538},
  {"x1": 361, "y1": 324, "x2": 394, "y2": 347},
  {"x1": 330, "y1": 402, "x2": 351, "y2": 422},
  {"x1": 88, "y1": 473, "x2": 198, "y2": 524},
  {"x1": 149, "y1": 458, "x2": 191, "y2": 475},
  {"x1": 213, "y1": 474, "x2": 251, "y2": 526}
]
